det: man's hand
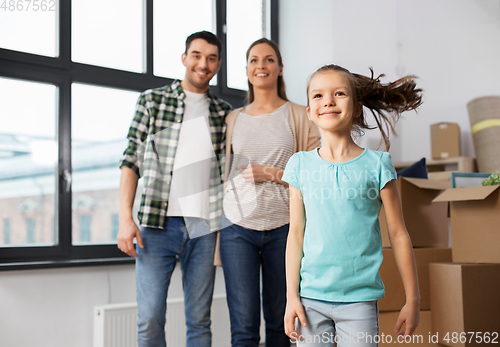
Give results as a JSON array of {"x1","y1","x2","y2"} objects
[{"x1": 117, "y1": 218, "x2": 143, "y2": 258}]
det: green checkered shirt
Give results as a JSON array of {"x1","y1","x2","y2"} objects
[{"x1": 119, "y1": 80, "x2": 232, "y2": 231}]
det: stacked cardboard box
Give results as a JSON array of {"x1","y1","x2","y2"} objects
[
  {"x1": 379, "y1": 248, "x2": 451, "y2": 311},
  {"x1": 378, "y1": 311, "x2": 441, "y2": 346},
  {"x1": 428, "y1": 263, "x2": 500, "y2": 347},
  {"x1": 378, "y1": 176, "x2": 452, "y2": 345},
  {"x1": 379, "y1": 177, "x2": 451, "y2": 248},
  {"x1": 430, "y1": 123, "x2": 460, "y2": 159},
  {"x1": 426, "y1": 185, "x2": 500, "y2": 346},
  {"x1": 378, "y1": 249, "x2": 451, "y2": 346},
  {"x1": 433, "y1": 185, "x2": 500, "y2": 263}
]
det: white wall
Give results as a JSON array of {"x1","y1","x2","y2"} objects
[
  {"x1": 0, "y1": 265, "x2": 135, "y2": 347},
  {"x1": 0, "y1": 264, "x2": 227, "y2": 347},
  {"x1": 280, "y1": 0, "x2": 500, "y2": 162}
]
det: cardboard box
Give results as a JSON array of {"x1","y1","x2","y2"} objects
[
  {"x1": 433, "y1": 185, "x2": 500, "y2": 263},
  {"x1": 431, "y1": 123, "x2": 460, "y2": 159},
  {"x1": 379, "y1": 177, "x2": 451, "y2": 248},
  {"x1": 379, "y1": 248, "x2": 452, "y2": 311},
  {"x1": 429, "y1": 263, "x2": 500, "y2": 347},
  {"x1": 379, "y1": 311, "x2": 440, "y2": 346}
]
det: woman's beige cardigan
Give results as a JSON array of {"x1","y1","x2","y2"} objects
[{"x1": 214, "y1": 102, "x2": 321, "y2": 266}]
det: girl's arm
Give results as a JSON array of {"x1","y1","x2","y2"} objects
[
  {"x1": 380, "y1": 180, "x2": 420, "y2": 338},
  {"x1": 284, "y1": 185, "x2": 308, "y2": 338}
]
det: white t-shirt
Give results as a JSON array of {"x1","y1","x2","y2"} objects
[{"x1": 166, "y1": 90, "x2": 213, "y2": 220}]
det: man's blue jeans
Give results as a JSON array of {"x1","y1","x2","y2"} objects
[
  {"x1": 136, "y1": 217, "x2": 217, "y2": 347},
  {"x1": 219, "y1": 220, "x2": 290, "y2": 347}
]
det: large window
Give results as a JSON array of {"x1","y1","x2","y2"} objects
[
  {"x1": 0, "y1": 0, "x2": 278, "y2": 268},
  {"x1": 0, "y1": 78, "x2": 58, "y2": 248},
  {"x1": 71, "y1": 83, "x2": 140, "y2": 245}
]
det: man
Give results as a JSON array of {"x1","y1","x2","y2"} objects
[{"x1": 117, "y1": 31, "x2": 232, "y2": 347}]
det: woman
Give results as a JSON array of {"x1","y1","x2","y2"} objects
[{"x1": 219, "y1": 38, "x2": 321, "y2": 347}]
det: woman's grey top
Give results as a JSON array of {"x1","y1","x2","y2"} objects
[{"x1": 223, "y1": 102, "x2": 294, "y2": 231}]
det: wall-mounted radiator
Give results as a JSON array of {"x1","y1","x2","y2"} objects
[{"x1": 94, "y1": 294, "x2": 264, "y2": 347}]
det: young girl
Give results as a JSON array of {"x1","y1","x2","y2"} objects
[{"x1": 282, "y1": 64, "x2": 422, "y2": 346}]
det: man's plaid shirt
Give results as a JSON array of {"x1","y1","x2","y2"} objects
[{"x1": 119, "y1": 80, "x2": 232, "y2": 231}]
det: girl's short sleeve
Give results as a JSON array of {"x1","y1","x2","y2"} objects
[
  {"x1": 379, "y1": 152, "x2": 397, "y2": 190},
  {"x1": 282, "y1": 152, "x2": 301, "y2": 190}
]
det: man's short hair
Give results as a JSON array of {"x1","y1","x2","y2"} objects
[{"x1": 185, "y1": 31, "x2": 222, "y2": 60}]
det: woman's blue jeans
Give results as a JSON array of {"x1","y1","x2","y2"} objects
[
  {"x1": 136, "y1": 217, "x2": 216, "y2": 347},
  {"x1": 220, "y1": 220, "x2": 290, "y2": 347}
]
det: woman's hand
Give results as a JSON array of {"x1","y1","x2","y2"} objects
[
  {"x1": 237, "y1": 163, "x2": 283, "y2": 183},
  {"x1": 284, "y1": 296, "x2": 307, "y2": 340}
]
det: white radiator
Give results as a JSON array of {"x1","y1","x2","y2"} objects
[
  {"x1": 94, "y1": 295, "x2": 264, "y2": 347},
  {"x1": 94, "y1": 302, "x2": 138, "y2": 347}
]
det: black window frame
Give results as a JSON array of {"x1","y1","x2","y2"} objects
[{"x1": 0, "y1": 0, "x2": 278, "y2": 270}]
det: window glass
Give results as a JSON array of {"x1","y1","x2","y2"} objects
[
  {"x1": 153, "y1": 0, "x2": 215, "y2": 81},
  {"x1": 111, "y1": 213, "x2": 119, "y2": 241},
  {"x1": 26, "y1": 218, "x2": 36, "y2": 243},
  {"x1": 0, "y1": 0, "x2": 58, "y2": 56},
  {"x1": 71, "y1": 83, "x2": 141, "y2": 245},
  {"x1": 0, "y1": 78, "x2": 58, "y2": 247},
  {"x1": 72, "y1": 0, "x2": 144, "y2": 72},
  {"x1": 3, "y1": 219, "x2": 11, "y2": 245},
  {"x1": 79, "y1": 215, "x2": 91, "y2": 242},
  {"x1": 226, "y1": 0, "x2": 270, "y2": 90}
]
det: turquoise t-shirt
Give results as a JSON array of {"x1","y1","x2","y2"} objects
[{"x1": 282, "y1": 148, "x2": 397, "y2": 302}]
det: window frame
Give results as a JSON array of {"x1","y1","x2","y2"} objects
[{"x1": 0, "y1": 0, "x2": 278, "y2": 270}]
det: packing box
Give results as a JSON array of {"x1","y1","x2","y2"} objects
[
  {"x1": 433, "y1": 185, "x2": 500, "y2": 263},
  {"x1": 429, "y1": 263, "x2": 500, "y2": 347},
  {"x1": 379, "y1": 177, "x2": 451, "y2": 248},
  {"x1": 431, "y1": 123, "x2": 460, "y2": 159},
  {"x1": 379, "y1": 311, "x2": 438, "y2": 346},
  {"x1": 379, "y1": 248, "x2": 451, "y2": 311}
]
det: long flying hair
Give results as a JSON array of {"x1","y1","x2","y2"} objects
[
  {"x1": 246, "y1": 38, "x2": 288, "y2": 104},
  {"x1": 307, "y1": 64, "x2": 423, "y2": 150}
]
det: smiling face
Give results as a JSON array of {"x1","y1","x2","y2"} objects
[
  {"x1": 246, "y1": 43, "x2": 283, "y2": 91},
  {"x1": 307, "y1": 70, "x2": 360, "y2": 133},
  {"x1": 181, "y1": 38, "x2": 221, "y2": 93}
]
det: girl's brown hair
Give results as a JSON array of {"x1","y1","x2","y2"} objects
[
  {"x1": 307, "y1": 64, "x2": 423, "y2": 151},
  {"x1": 246, "y1": 38, "x2": 288, "y2": 104}
]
